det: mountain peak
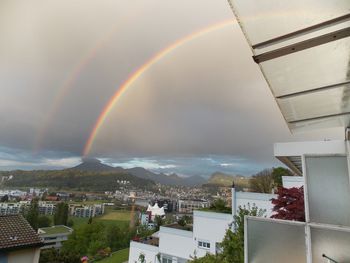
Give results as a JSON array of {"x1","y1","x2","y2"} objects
[{"x1": 71, "y1": 158, "x2": 114, "y2": 172}]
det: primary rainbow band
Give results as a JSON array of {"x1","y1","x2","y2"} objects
[{"x1": 83, "y1": 19, "x2": 235, "y2": 156}]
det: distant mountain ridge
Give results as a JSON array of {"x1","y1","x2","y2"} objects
[
  {"x1": 206, "y1": 171, "x2": 251, "y2": 188},
  {"x1": 71, "y1": 158, "x2": 206, "y2": 186}
]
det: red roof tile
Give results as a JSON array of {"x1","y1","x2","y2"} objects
[{"x1": 0, "y1": 215, "x2": 43, "y2": 251}]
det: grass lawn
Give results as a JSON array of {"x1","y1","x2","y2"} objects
[
  {"x1": 96, "y1": 248, "x2": 129, "y2": 263},
  {"x1": 98, "y1": 210, "x2": 132, "y2": 221},
  {"x1": 47, "y1": 209, "x2": 131, "y2": 230},
  {"x1": 40, "y1": 225, "x2": 72, "y2": 235}
]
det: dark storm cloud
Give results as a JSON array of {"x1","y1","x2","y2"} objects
[{"x1": 0, "y1": 146, "x2": 80, "y2": 170}]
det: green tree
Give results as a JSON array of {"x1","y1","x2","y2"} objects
[
  {"x1": 209, "y1": 199, "x2": 231, "y2": 213},
  {"x1": 154, "y1": 215, "x2": 164, "y2": 231},
  {"x1": 38, "y1": 215, "x2": 51, "y2": 228},
  {"x1": 1, "y1": 195, "x2": 9, "y2": 202},
  {"x1": 26, "y1": 199, "x2": 39, "y2": 231},
  {"x1": 54, "y1": 202, "x2": 69, "y2": 225},
  {"x1": 106, "y1": 224, "x2": 122, "y2": 251},
  {"x1": 61, "y1": 221, "x2": 108, "y2": 259},
  {"x1": 250, "y1": 169, "x2": 274, "y2": 193},
  {"x1": 272, "y1": 167, "x2": 293, "y2": 188},
  {"x1": 136, "y1": 224, "x2": 154, "y2": 239},
  {"x1": 67, "y1": 218, "x2": 74, "y2": 227},
  {"x1": 41, "y1": 191, "x2": 47, "y2": 201}
]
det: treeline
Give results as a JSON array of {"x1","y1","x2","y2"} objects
[
  {"x1": 25, "y1": 200, "x2": 71, "y2": 230},
  {"x1": 40, "y1": 220, "x2": 135, "y2": 263},
  {"x1": 1, "y1": 170, "x2": 155, "y2": 191},
  {"x1": 249, "y1": 167, "x2": 295, "y2": 193}
]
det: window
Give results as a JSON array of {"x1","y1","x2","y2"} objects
[
  {"x1": 198, "y1": 240, "x2": 210, "y2": 249},
  {"x1": 162, "y1": 257, "x2": 172, "y2": 263}
]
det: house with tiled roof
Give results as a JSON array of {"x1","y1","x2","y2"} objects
[{"x1": 0, "y1": 214, "x2": 43, "y2": 263}]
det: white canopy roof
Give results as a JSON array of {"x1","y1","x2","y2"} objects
[
  {"x1": 228, "y1": 0, "x2": 350, "y2": 133},
  {"x1": 146, "y1": 203, "x2": 165, "y2": 216}
]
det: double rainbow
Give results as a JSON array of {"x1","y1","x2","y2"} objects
[{"x1": 83, "y1": 19, "x2": 234, "y2": 156}]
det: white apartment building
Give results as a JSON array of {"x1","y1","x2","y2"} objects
[
  {"x1": 0, "y1": 202, "x2": 22, "y2": 215},
  {"x1": 38, "y1": 225, "x2": 73, "y2": 250},
  {"x1": 69, "y1": 204, "x2": 105, "y2": 218},
  {"x1": 38, "y1": 201, "x2": 55, "y2": 215},
  {"x1": 128, "y1": 177, "x2": 301, "y2": 263},
  {"x1": 177, "y1": 199, "x2": 210, "y2": 214},
  {"x1": 0, "y1": 201, "x2": 56, "y2": 216}
]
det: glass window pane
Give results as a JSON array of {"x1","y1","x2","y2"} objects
[
  {"x1": 247, "y1": 218, "x2": 307, "y2": 263},
  {"x1": 306, "y1": 156, "x2": 350, "y2": 226},
  {"x1": 278, "y1": 84, "x2": 350, "y2": 122},
  {"x1": 311, "y1": 226, "x2": 350, "y2": 263},
  {"x1": 260, "y1": 38, "x2": 350, "y2": 97},
  {"x1": 228, "y1": 0, "x2": 350, "y2": 45},
  {"x1": 289, "y1": 114, "x2": 350, "y2": 132}
]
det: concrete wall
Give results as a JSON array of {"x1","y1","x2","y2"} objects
[
  {"x1": 236, "y1": 192, "x2": 276, "y2": 217},
  {"x1": 128, "y1": 241, "x2": 159, "y2": 263},
  {"x1": 193, "y1": 211, "x2": 232, "y2": 257},
  {"x1": 159, "y1": 227, "x2": 194, "y2": 260},
  {"x1": 8, "y1": 248, "x2": 40, "y2": 263}
]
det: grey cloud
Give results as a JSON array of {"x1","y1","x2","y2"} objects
[{"x1": 0, "y1": 0, "x2": 343, "y2": 170}]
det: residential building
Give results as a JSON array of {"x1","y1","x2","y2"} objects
[
  {"x1": 0, "y1": 203, "x2": 22, "y2": 216},
  {"x1": 0, "y1": 201, "x2": 58, "y2": 216},
  {"x1": 38, "y1": 202, "x2": 55, "y2": 215},
  {"x1": 69, "y1": 204, "x2": 105, "y2": 218},
  {"x1": 245, "y1": 141, "x2": 350, "y2": 262},
  {"x1": 0, "y1": 214, "x2": 43, "y2": 263},
  {"x1": 177, "y1": 199, "x2": 210, "y2": 214},
  {"x1": 38, "y1": 225, "x2": 73, "y2": 250},
  {"x1": 128, "y1": 177, "x2": 301, "y2": 263}
]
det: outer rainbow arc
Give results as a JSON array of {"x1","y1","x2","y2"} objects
[
  {"x1": 83, "y1": 19, "x2": 235, "y2": 156},
  {"x1": 33, "y1": 4, "x2": 146, "y2": 154}
]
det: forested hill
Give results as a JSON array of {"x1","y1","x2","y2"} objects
[
  {"x1": 0, "y1": 169, "x2": 155, "y2": 192},
  {"x1": 70, "y1": 158, "x2": 206, "y2": 186}
]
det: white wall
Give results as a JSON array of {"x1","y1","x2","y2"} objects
[
  {"x1": 193, "y1": 211, "x2": 232, "y2": 257},
  {"x1": 159, "y1": 227, "x2": 194, "y2": 260},
  {"x1": 282, "y1": 176, "x2": 304, "y2": 189},
  {"x1": 236, "y1": 192, "x2": 276, "y2": 217},
  {"x1": 8, "y1": 248, "x2": 40, "y2": 263},
  {"x1": 128, "y1": 241, "x2": 159, "y2": 263}
]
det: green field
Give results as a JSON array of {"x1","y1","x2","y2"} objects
[
  {"x1": 96, "y1": 248, "x2": 129, "y2": 263},
  {"x1": 73, "y1": 209, "x2": 131, "y2": 228},
  {"x1": 98, "y1": 210, "x2": 132, "y2": 221},
  {"x1": 48, "y1": 209, "x2": 132, "y2": 229}
]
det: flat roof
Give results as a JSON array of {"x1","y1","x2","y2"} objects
[
  {"x1": 39, "y1": 225, "x2": 72, "y2": 235},
  {"x1": 274, "y1": 140, "x2": 346, "y2": 174}
]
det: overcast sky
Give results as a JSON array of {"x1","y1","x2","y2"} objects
[{"x1": 0, "y1": 0, "x2": 343, "y2": 176}]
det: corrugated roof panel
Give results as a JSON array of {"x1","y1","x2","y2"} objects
[{"x1": 228, "y1": 0, "x2": 350, "y2": 132}]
